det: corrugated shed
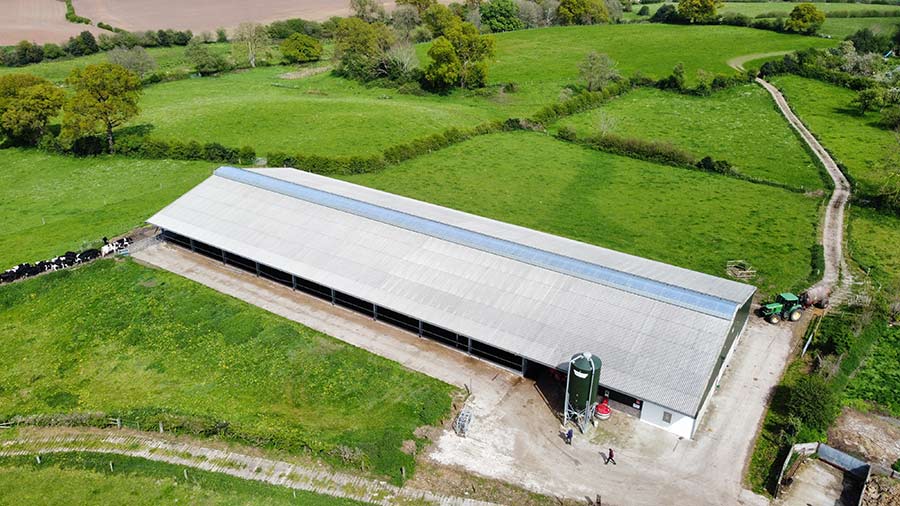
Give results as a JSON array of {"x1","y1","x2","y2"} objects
[{"x1": 148, "y1": 167, "x2": 756, "y2": 416}]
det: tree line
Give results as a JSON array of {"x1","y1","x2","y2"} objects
[
  {"x1": 0, "y1": 29, "x2": 200, "y2": 68},
  {"x1": 0, "y1": 64, "x2": 141, "y2": 153},
  {"x1": 649, "y1": 0, "x2": 828, "y2": 35}
]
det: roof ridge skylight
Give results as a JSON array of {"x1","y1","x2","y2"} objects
[{"x1": 215, "y1": 166, "x2": 738, "y2": 319}]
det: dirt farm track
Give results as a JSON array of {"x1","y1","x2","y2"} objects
[{"x1": 1, "y1": 0, "x2": 384, "y2": 45}]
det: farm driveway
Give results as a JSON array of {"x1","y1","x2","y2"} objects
[
  {"x1": 731, "y1": 56, "x2": 853, "y2": 303},
  {"x1": 135, "y1": 242, "x2": 795, "y2": 505},
  {"x1": 755, "y1": 77, "x2": 853, "y2": 302}
]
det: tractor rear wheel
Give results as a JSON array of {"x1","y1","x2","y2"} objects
[
  {"x1": 768, "y1": 314, "x2": 780, "y2": 324},
  {"x1": 790, "y1": 309, "x2": 802, "y2": 322}
]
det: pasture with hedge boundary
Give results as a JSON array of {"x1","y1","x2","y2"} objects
[
  {"x1": 0, "y1": 259, "x2": 456, "y2": 484},
  {"x1": 344, "y1": 131, "x2": 823, "y2": 294}
]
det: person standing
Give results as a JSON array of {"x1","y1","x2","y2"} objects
[
  {"x1": 606, "y1": 448, "x2": 616, "y2": 465},
  {"x1": 565, "y1": 428, "x2": 574, "y2": 445}
]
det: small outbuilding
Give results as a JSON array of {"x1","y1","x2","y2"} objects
[{"x1": 149, "y1": 166, "x2": 756, "y2": 438}]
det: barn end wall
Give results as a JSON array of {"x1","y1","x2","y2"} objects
[{"x1": 640, "y1": 400, "x2": 695, "y2": 439}]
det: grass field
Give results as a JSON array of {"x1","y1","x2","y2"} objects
[
  {"x1": 0, "y1": 259, "x2": 454, "y2": 482},
  {"x1": 127, "y1": 24, "x2": 834, "y2": 157},
  {"x1": 345, "y1": 131, "x2": 822, "y2": 293},
  {"x1": 132, "y1": 66, "x2": 504, "y2": 157},
  {"x1": 769, "y1": 75, "x2": 895, "y2": 195},
  {"x1": 850, "y1": 208, "x2": 900, "y2": 287},
  {"x1": 554, "y1": 84, "x2": 824, "y2": 190},
  {"x1": 624, "y1": 3, "x2": 899, "y2": 38},
  {"x1": 0, "y1": 149, "x2": 215, "y2": 268},
  {"x1": 843, "y1": 209, "x2": 900, "y2": 418},
  {"x1": 845, "y1": 322, "x2": 900, "y2": 417},
  {"x1": 0, "y1": 453, "x2": 365, "y2": 506},
  {"x1": 0, "y1": 44, "x2": 231, "y2": 83},
  {"x1": 475, "y1": 24, "x2": 833, "y2": 101}
]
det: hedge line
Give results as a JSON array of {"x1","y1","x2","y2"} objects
[
  {"x1": 269, "y1": 121, "x2": 512, "y2": 174},
  {"x1": 531, "y1": 79, "x2": 644, "y2": 125},
  {"x1": 557, "y1": 129, "x2": 808, "y2": 193},
  {"x1": 759, "y1": 51, "x2": 873, "y2": 91},
  {"x1": 41, "y1": 133, "x2": 256, "y2": 165},
  {"x1": 65, "y1": 0, "x2": 91, "y2": 24},
  {"x1": 755, "y1": 8, "x2": 900, "y2": 18},
  {"x1": 579, "y1": 132, "x2": 699, "y2": 167}
]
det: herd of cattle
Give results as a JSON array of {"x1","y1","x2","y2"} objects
[{"x1": 1, "y1": 237, "x2": 131, "y2": 284}]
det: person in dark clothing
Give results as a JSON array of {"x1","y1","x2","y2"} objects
[
  {"x1": 606, "y1": 448, "x2": 616, "y2": 465},
  {"x1": 565, "y1": 428, "x2": 574, "y2": 445}
]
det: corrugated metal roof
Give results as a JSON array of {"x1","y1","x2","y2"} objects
[{"x1": 148, "y1": 167, "x2": 756, "y2": 416}]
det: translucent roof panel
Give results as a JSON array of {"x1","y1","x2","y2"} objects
[{"x1": 216, "y1": 166, "x2": 738, "y2": 319}]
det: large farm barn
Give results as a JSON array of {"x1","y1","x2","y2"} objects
[{"x1": 150, "y1": 166, "x2": 756, "y2": 438}]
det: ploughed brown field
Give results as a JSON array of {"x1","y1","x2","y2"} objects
[
  {"x1": 1, "y1": 0, "x2": 101, "y2": 45},
  {"x1": 75, "y1": 0, "x2": 371, "y2": 33}
]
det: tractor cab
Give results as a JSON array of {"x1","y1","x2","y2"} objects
[{"x1": 762, "y1": 293, "x2": 803, "y2": 324}]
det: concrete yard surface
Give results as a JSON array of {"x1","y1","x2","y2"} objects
[
  {"x1": 776, "y1": 459, "x2": 861, "y2": 506},
  {"x1": 135, "y1": 241, "x2": 795, "y2": 506}
]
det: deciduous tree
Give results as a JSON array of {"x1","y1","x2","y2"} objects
[
  {"x1": 676, "y1": 0, "x2": 721, "y2": 23},
  {"x1": 557, "y1": 0, "x2": 609, "y2": 25},
  {"x1": 480, "y1": 0, "x2": 524, "y2": 32},
  {"x1": 62, "y1": 63, "x2": 142, "y2": 153},
  {"x1": 784, "y1": 3, "x2": 825, "y2": 35},
  {"x1": 423, "y1": 4, "x2": 461, "y2": 37},
  {"x1": 334, "y1": 18, "x2": 395, "y2": 81},
  {"x1": 853, "y1": 87, "x2": 884, "y2": 114},
  {"x1": 424, "y1": 37, "x2": 460, "y2": 91},
  {"x1": 396, "y1": 0, "x2": 437, "y2": 15},
  {"x1": 107, "y1": 46, "x2": 157, "y2": 78},
  {"x1": 425, "y1": 21, "x2": 494, "y2": 90},
  {"x1": 185, "y1": 39, "x2": 229, "y2": 75},
  {"x1": 280, "y1": 33, "x2": 323, "y2": 63},
  {"x1": 350, "y1": 0, "x2": 387, "y2": 22},
  {"x1": 232, "y1": 22, "x2": 272, "y2": 68},
  {"x1": 578, "y1": 51, "x2": 620, "y2": 91},
  {"x1": 788, "y1": 374, "x2": 838, "y2": 432},
  {"x1": 0, "y1": 74, "x2": 64, "y2": 145}
]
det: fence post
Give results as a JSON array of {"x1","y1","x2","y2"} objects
[{"x1": 159, "y1": 421, "x2": 164, "y2": 433}]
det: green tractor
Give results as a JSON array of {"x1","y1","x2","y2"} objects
[{"x1": 761, "y1": 293, "x2": 803, "y2": 324}]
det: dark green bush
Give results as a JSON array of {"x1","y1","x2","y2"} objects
[
  {"x1": 722, "y1": 12, "x2": 752, "y2": 26},
  {"x1": 696, "y1": 156, "x2": 737, "y2": 175},
  {"x1": 237, "y1": 146, "x2": 256, "y2": 165},
  {"x1": 637, "y1": 5, "x2": 650, "y2": 15},
  {"x1": 880, "y1": 106, "x2": 900, "y2": 129},
  {"x1": 649, "y1": 4, "x2": 684, "y2": 23},
  {"x1": 815, "y1": 312, "x2": 855, "y2": 356},
  {"x1": 788, "y1": 374, "x2": 839, "y2": 432},
  {"x1": 556, "y1": 125, "x2": 578, "y2": 142},
  {"x1": 201, "y1": 142, "x2": 238, "y2": 163}
]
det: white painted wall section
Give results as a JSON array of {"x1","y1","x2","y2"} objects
[{"x1": 640, "y1": 401, "x2": 695, "y2": 439}]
